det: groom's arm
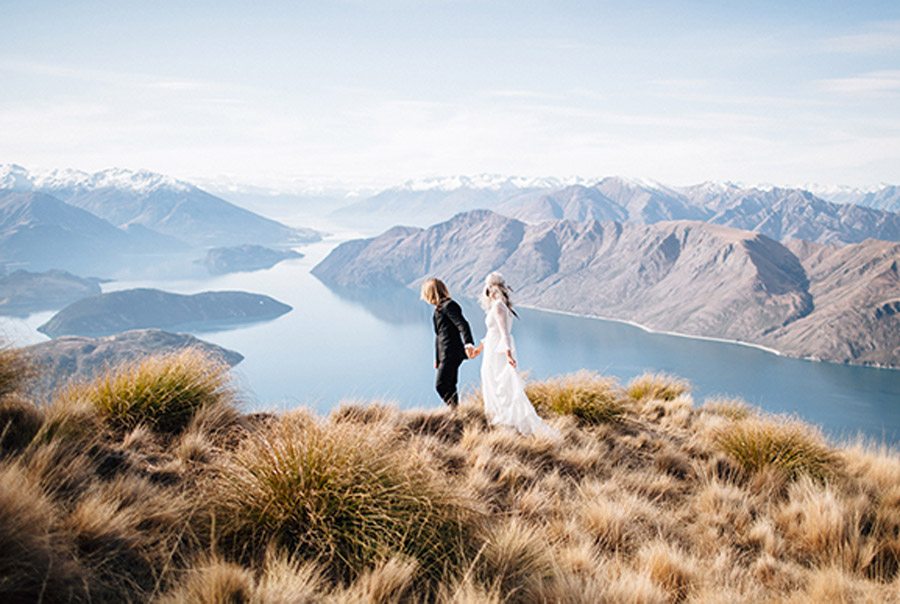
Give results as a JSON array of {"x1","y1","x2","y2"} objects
[{"x1": 446, "y1": 300, "x2": 474, "y2": 347}]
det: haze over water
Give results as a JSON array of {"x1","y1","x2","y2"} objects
[{"x1": 3, "y1": 232, "x2": 897, "y2": 444}]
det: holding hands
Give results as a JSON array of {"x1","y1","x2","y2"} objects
[{"x1": 464, "y1": 343, "x2": 514, "y2": 367}]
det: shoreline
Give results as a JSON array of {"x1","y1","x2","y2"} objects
[
  {"x1": 516, "y1": 304, "x2": 784, "y2": 357},
  {"x1": 516, "y1": 304, "x2": 898, "y2": 371}
]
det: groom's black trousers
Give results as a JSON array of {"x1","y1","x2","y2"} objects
[{"x1": 435, "y1": 357, "x2": 463, "y2": 408}]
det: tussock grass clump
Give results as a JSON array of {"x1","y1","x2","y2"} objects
[
  {"x1": 712, "y1": 418, "x2": 839, "y2": 481},
  {"x1": 473, "y1": 518, "x2": 556, "y2": 602},
  {"x1": 0, "y1": 394, "x2": 43, "y2": 455},
  {"x1": 157, "y1": 558, "x2": 255, "y2": 604},
  {"x1": 637, "y1": 540, "x2": 699, "y2": 602},
  {"x1": 211, "y1": 413, "x2": 477, "y2": 582},
  {"x1": 61, "y1": 349, "x2": 235, "y2": 435},
  {"x1": 526, "y1": 371, "x2": 625, "y2": 425},
  {"x1": 0, "y1": 463, "x2": 85, "y2": 602},
  {"x1": 335, "y1": 555, "x2": 419, "y2": 603},
  {"x1": 702, "y1": 397, "x2": 754, "y2": 421},
  {"x1": 252, "y1": 552, "x2": 324, "y2": 604},
  {"x1": 0, "y1": 344, "x2": 36, "y2": 399},
  {"x1": 627, "y1": 372, "x2": 690, "y2": 402}
]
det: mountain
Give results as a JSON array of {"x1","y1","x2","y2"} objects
[
  {"x1": 774, "y1": 239, "x2": 900, "y2": 367},
  {"x1": 808, "y1": 184, "x2": 900, "y2": 212},
  {"x1": 0, "y1": 165, "x2": 321, "y2": 247},
  {"x1": 312, "y1": 210, "x2": 899, "y2": 368},
  {"x1": 697, "y1": 187, "x2": 900, "y2": 244},
  {"x1": 38, "y1": 288, "x2": 292, "y2": 337},
  {"x1": 496, "y1": 185, "x2": 628, "y2": 223},
  {"x1": 330, "y1": 175, "x2": 582, "y2": 229},
  {"x1": 0, "y1": 190, "x2": 174, "y2": 274},
  {"x1": 856, "y1": 185, "x2": 900, "y2": 212},
  {"x1": 332, "y1": 175, "x2": 900, "y2": 245},
  {"x1": 201, "y1": 244, "x2": 303, "y2": 275},
  {"x1": 0, "y1": 269, "x2": 102, "y2": 316},
  {"x1": 21, "y1": 329, "x2": 243, "y2": 396},
  {"x1": 593, "y1": 177, "x2": 710, "y2": 223}
]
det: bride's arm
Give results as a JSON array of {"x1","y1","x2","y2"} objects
[{"x1": 493, "y1": 301, "x2": 517, "y2": 367}]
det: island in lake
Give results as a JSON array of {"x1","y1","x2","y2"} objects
[
  {"x1": 201, "y1": 244, "x2": 303, "y2": 275},
  {"x1": 37, "y1": 288, "x2": 292, "y2": 337}
]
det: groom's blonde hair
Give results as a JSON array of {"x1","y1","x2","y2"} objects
[{"x1": 420, "y1": 278, "x2": 450, "y2": 305}]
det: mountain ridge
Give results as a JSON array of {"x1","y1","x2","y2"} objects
[
  {"x1": 331, "y1": 176, "x2": 900, "y2": 244},
  {"x1": 313, "y1": 210, "x2": 899, "y2": 368},
  {"x1": 1, "y1": 165, "x2": 321, "y2": 247},
  {"x1": 0, "y1": 190, "x2": 173, "y2": 274}
]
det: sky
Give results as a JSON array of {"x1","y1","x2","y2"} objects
[{"x1": 2, "y1": 0, "x2": 900, "y2": 190}]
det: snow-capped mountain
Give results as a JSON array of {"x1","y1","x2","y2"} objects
[
  {"x1": 0, "y1": 164, "x2": 193, "y2": 195},
  {"x1": 0, "y1": 165, "x2": 320, "y2": 247},
  {"x1": 805, "y1": 183, "x2": 900, "y2": 212},
  {"x1": 393, "y1": 174, "x2": 593, "y2": 192}
]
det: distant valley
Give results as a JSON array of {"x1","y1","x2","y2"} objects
[{"x1": 313, "y1": 210, "x2": 900, "y2": 369}]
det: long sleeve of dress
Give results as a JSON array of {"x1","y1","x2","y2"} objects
[{"x1": 493, "y1": 301, "x2": 513, "y2": 353}]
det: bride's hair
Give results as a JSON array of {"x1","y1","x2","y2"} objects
[{"x1": 481, "y1": 272, "x2": 519, "y2": 318}]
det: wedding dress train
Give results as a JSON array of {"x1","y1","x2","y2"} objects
[{"x1": 480, "y1": 299, "x2": 559, "y2": 438}]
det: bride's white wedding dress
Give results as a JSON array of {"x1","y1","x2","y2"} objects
[{"x1": 480, "y1": 299, "x2": 559, "y2": 438}]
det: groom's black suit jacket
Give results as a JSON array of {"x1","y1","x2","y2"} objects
[{"x1": 433, "y1": 298, "x2": 474, "y2": 365}]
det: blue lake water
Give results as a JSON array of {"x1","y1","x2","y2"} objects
[{"x1": 2, "y1": 235, "x2": 898, "y2": 445}]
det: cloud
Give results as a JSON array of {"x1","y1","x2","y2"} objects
[
  {"x1": 824, "y1": 20, "x2": 900, "y2": 53},
  {"x1": 0, "y1": 58, "x2": 239, "y2": 97},
  {"x1": 647, "y1": 78, "x2": 831, "y2": 109},
  {"x1": 3, "y1": 61, "x2": 899, "y2": 189},
  {"x1": 483, "y1": 89, "x2": 565, "y2": 101},
  {"x1": 817, "y1": 70, "x2": 900, "y2": 95}
]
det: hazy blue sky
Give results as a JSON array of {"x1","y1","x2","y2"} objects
[{"x1": 2, "y1": 1, "x2": 900, "y2": 189}]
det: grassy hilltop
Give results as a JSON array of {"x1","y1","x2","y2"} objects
[{"x1": 1, "y1": 346, "x2": 899, "y2": 603}]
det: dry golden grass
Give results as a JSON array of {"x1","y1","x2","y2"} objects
[
  {"x1": 627, "y1": 372, "x2": 690, "y2": 402},
  {"x1": 0, "y1": 393, "x2": 44, "y2": 456},
  {"x1": 471, "y1": 517, "x2": 556, "y2": 601},
  {"x1": 0, "y1": 348, "x2": 898, "y2": 603},
  {"x1": 0, "y1": 462, "x2": 86, "y2": 602},
  {"x1": 702, "y1": 397, "x2": 754, "y2": 421},
  {"x1": 59, "y1": 348, "x2": 235, "y2": 435},
  {"x1": 0, "y1": 344, "x2": 36, "y2": 400},
  {"x1": 209, "y1": 412, "x2": 479, "y2": 583},
  {"x1": 156, "y1": 558, "x2": 255, "y2": 604},
  {"x1": 712, "y1": 417, "x2": 839, "y2": 481},
  {"x1": 526, "y1": 370, "x2": 625, "y2": 425}
]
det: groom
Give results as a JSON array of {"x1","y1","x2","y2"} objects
[{"x1": 420, "y1": 278, "x2": 480, "y2": 409}]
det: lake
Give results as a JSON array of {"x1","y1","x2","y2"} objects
[{"x1": 2, "y1": 234, "x2": 898, "y2": 444}]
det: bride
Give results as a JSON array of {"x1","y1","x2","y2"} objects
[{"x1": 473, "y1": 273, "x2": 559, "y2": 438}]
